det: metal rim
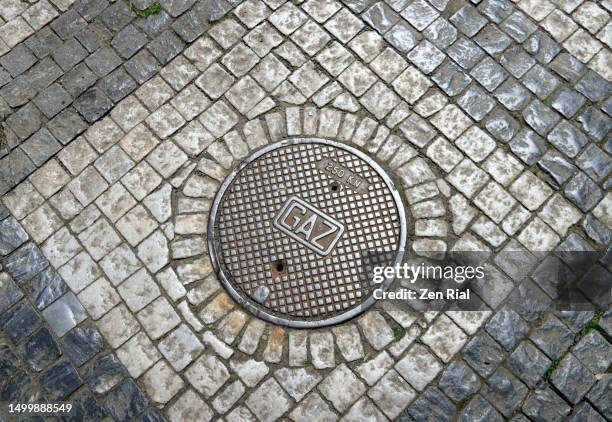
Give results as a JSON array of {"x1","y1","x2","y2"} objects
[{"x1": 207, "y1": 138, "x2": 407, "y2": 328}]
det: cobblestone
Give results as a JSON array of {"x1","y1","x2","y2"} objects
[{"x1": 0, "y1": 0, "x2": 610, "y2": 419}]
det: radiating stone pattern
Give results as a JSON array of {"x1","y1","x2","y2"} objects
[{"x1": 0, "y1": 0, "x2": 611, "y2": 420}]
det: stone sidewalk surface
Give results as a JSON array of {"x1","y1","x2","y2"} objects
[{"x1": 0, "y1": 0, "x2": 611, "y2": 420}]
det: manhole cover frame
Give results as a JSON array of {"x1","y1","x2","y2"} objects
[{"x1": 207, "y1": 137, "x2": 408, "y2": 328}]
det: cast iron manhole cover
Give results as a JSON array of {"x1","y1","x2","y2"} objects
[{"x1": 208, "y1": 138, "x2": 407, "y2": 327}]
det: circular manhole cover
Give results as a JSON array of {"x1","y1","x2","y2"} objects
[{"x1": 208, "y1": 138, "x2": 406, "y2": 327}]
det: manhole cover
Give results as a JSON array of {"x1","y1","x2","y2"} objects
[{"x1": 208, "y1": 138, "x2": 407, "y2": 327}]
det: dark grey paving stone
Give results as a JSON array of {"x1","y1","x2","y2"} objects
[
  {"x1": 4, "y1": 243, "x2": 50, "y2": 285},
  {"x1": 74, "y1": 0, "x2": 110, "y2": 21},
  {"x1": 603, "y1": 97, "x2": 612, "y2": 117},
  {"x1": 40, "y1": 361, "x2": 82, "y2": 400},
  {"x1": 577, "y1": 264, "x2": 611, "y2": 309},
  {"x1": 112, "y1": 24, "x2": 147, "y2": 59},
  {"x1": 0, "y1": 344, "x2": 19, "y2": 379},
  {"x1": 509, "y1": 128, "x2": 546, "y2": 165},
  {"x1": 470, "y1": 56, "x2": 508, "y2": 91},
  {"x1": 81, "y1": 353, "x2": 127, "y2": 394},
  {"x1": 407, "y1": 386, "x2": 455, "y2": 422},
  {"x1": 0, "y1": 203, "x2": 8, "y2": 220},
  {"x1": 102, "y1": 378, "x2": 149, "y2": 421},
  {"x1": 99, "y1": 67, "x2": 137, "y2": 102},
  {"x1": 583, "y1": 214, "x2": 612, "y2": 247},
  {"x1": 51, "y1": 10, "x2": 89, "y2": 40},
  {"x1": 64, "y1": 389, "x2": 107, "y2": 422},
  {"x1": 172, "y1": 6, "x2": 211, "y2": 43},
  {"x1": 447, "y1": 36, "x2": 484, "y2": 70},
  {"x1": 34, "y1": 83, "x2": 73, "y2": 118},
  {"x1": 0, "y1": 76, "x2": 35, "y2": 108},
  {"x1": 556, "y1": 310, "x2": 595, "y2": 333},
  {"x1": 432, "y1": 61, "x2": 472, "y2": 96},
  {"x1": 51, "y1": 38, "x2": 89, "y2": 71},
  {"x1": 423, "y1": 18, "x2": 457, "y2": 49},
  {"x1": 485, "y1": 107, "x2": 518, "y2": 142},
  {"x1": 0, "y1": 273, "x2": 23, "y2": 314},
  {"x1": 23, "y1": 266, "x2": 67, "y2": 310},
  {"x1": 495, "y1": 78, "x2": 530, "y2": 111},
  {"x1": 63, "y1": 326, "x2": 104, "y2": 367},
  {"x1": 522, "y1": 99, "x2": 560, "y2": 136},
  {"x1": 85, "y1": 46, "x2": 122, "y2": 78},
  {"x1": 564, "y1": 172, "x2": 603, "y2": 213},
  {"x1": 530, "y1": 255, "x2": 576, "y2": 300},
  {"x1": 482, "y1": 367, "x2": 528, "y2": 417},
  {"x1": 27, "y1": 57, "x2": 64, "y2": 95},
  {"x1": 576, "y1": 144, "x2": 611, "y2": 182},
  {"x1": 165, "y1": 0, "x2": 199, "y2": 17},
  {"x1": 530, "y1": 314, "x2": 574, "y2": 359},
  {"x1": 572, "y1": 330, "x2": 611, "y2": 373},
  {"x1": 586, "y1": 375, "x2": 611, "y2": 419},
  {"x1": 485, "y1": 306, "x2": 529, "y2": 351},
  {"x1": 76, "y1": 22, "x2": 113, "y2": 53},
  {"x1": 148, "y1": 29, "x2": 185, "y2": 65},
  {"x1": 575, "y1": 71, "x2": 611, "y2": 103},
  {"x1": 522, "y1": 64, "x2": 559, "y2": 99},
  {"x1": 555, "y1": 233, "x2": 596, "y2": 273},
  {"x1": 522, "y1": 385, "x2": 571, "y2": 421},
  {"x1": 547, "y1": 121, "x2": 588, "y2": 158},
  {"x1": 478, "y1": 0, "x2": 513, "y2": 23},
  {"x1": 139, "y1": 407, "x2": 166, "y2": 422},
  {"x1": 48, "y1": 108, "x2": 88, "y2": 144},
  {"x1": 463, "y1": 333, "x2": 504, "y2": 377},
  {"x1": 550, "y1": 87, "x2": 586, "y2": 119},
  {"x1": 135, "y1": 10, "x2": 173, "y2": 35},
  {"x1": 524, "y1": 30, "x2": 560, "y2": 64},
  {"x1": 500, "y1": 11, "x2": 537, "y2": 43},
  {"x1": 538, "y1": 150, "x2": 577, "y2": 186},
  {"x1": 42, "y1": 292, "x2": 87, "y2": 337},
  {"x1": 499, "y1": 46, "x2": 535, "y2": 78},
  {"x1": 21, "y1": 128, "x2": 62, "y2": 166},
  {"x1": 473, "y1": 24, "x2": 512, "y2": 55},
  {"x1": 100, "y1": 1, "x2": 135, "y2": 32},
  {"x1": 577, "y1": 107, "x2": 612, "y2": 141},
  {"x1": 599, "y1": 309, "x2": 612, "y2": 337},
  {"x1": 508, "y1": 340, "x2": 551, "y2": 387},
  {"x1": 0, "y1": 217, "x2": 29, "y2": 257},
  {"x1": 61, "y1": 62, "x2": 98, "y2": 97},
  {"x1": 0, "y1": 300, "x2": 42, "y2": 344},
  {"x1": 25, "y1": 28, "x2": 64, "y2": 59},
  {"x1": 125, "y1": 49, "x2": 160, "y2": 84},
  {"x1": 20, "y1": 327, "x2": 61, "y2": 372},
  {"x1": 549, "y1": 53, "x2": 585, "y2": 82},
  {"x1": 73, "y1": 87, "x2": 114, "y2": 123},
  {"x1": 0, "y1": 44, "x2": 37, "y2": 77},
  {"x1": 363, "y1": 2, "x2": 399, "y2": 34},
  {"x1": 438, "y1": 360, "x2": 480, "y2": 402},
  {"x1": 450, "y1": 5, "x2": 487, "y2": 37},
  {"x1": 0, "y1": 369, "x2": 43, "y2": 401},
  {"x1": 568, "y1": 401, "x2": 607, "y2": 422},
  {"x1": 506, "y1": 279, "x2": 551, "y2": 322},
  {"x1": 384, "y1": 21, "x2": 417, "y2": 53},
  {"x1": 457, "y1": 84, "x2": 495, "y2": 121},
  {"x1": 458, "y1": 394, "x2": 504, "y2": 422},
  {"x1": 5, "y1": 102, "x2": 44, "y2": 141},
  {"x1": 0, "y1": 148, "x2": 36, "y2": 196},
  {"x1": 552, "y1": 353, "x2": 596, "y2": 405}
]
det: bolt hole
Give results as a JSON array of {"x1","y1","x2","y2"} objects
[
  {"x1": 276, "y1": 262, "x2": 284, "y2": 272},
  {"x1": 330, "y1": 182, "x2": 340, "y2": 192}
]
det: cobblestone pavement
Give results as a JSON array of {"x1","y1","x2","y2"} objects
[{"x1": 0, "y1": 0, "x2": 611, "y2": 420}]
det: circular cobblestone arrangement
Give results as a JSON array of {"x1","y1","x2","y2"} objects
[{"x1": 209, "y1": 138, "x2": 407, "y2": 327}]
